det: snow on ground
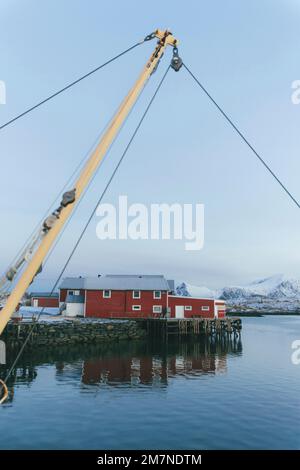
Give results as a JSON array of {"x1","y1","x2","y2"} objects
[
  {"x1": 20, "y1": 306, "x2": 60, "y2": 317},
  {"x1": 15, "y1": 307, "x2": 130, "y2": 323},
  {"x1": 18, "y1": 306, "x2": 64, "y2": 322}
]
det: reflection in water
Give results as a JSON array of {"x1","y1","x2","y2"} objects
[{"x1": 0, "y1": 336, "x2": 242, "y2": 402}]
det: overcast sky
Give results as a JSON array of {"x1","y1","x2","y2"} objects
[{"x1": 1, "y1": 0, "x2": 300, "y2": 290}]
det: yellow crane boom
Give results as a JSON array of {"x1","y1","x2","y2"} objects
[{"x1": 0, "y1": 29, "x2": 179, "y2": 335}]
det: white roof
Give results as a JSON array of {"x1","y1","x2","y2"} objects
[{"x1": 59, "y1": 274, "x2": 170, "y2": 291}]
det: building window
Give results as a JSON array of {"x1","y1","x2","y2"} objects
[
  {"x1": 103, "y1": 290, "x2": 111, "y2": 298},
  {"x1": 153, "y1": 291, "x2": 161, "y2": 299},
  {"x1": 201, "y1": 306, "x2": 209, "y2": 311},
  {"x1": 132, "y1": 305, "x2": 141, "y2": 311},
  {"x1": 74, "y1": 290, "x2": 80, "y2": 296},
  {"x1": 185, "y1": 306, "x2": 192, "y2": 311},
  {"x1": 68, "y1": 290, "x2": 74, "y2": 296},
  {"x1": 132, "y1": 290, "x2": 141, "y2": 299},
  {"x1": 153, "y1": 305, "x2": 162, "y2": 314}
]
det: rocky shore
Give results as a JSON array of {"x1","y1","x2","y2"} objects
[{"x1": 1, "y1": 319, "x2": 147, "y2": 349}]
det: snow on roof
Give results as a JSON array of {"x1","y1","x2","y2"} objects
[
  {"x1": 59, "y1": 274, "x2": 170, "y2": 291},
  {"x1": 30, "y1": 292, "x2": 59, "y2": 298}
]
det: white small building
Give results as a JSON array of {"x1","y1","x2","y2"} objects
[{"x1": 62, "y1": 294, "x2": 85, "y2": 318}]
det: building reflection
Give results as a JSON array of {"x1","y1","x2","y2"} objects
[
  {"x1": 80, "y1": 338, "x2": 239, "y2": 387},
  {"x1": 0, "y1": 336, "x2": 242, "y2": 402}
]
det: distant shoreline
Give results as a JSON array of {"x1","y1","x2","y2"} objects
[{"x1": 227, "y1": 311, "x2": 300, "y2": 317}]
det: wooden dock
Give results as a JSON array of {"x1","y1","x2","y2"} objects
[{"x1": 145, "y1": 317, "x2": 242, "y2": 339}]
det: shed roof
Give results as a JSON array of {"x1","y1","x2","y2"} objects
[
  {"x1": 66, "y1": 294, "x2": 85, "y2": 304},
  {"x1": 30, "y1": 292, "x2": 59, "y2": 298},
  {"x1": 59, "y1": 274, "x2": 170, "y2": 291}
]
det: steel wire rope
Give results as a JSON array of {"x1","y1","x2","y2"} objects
[{"x1": 1, "y1": 65, "x2": 171, "y2": 393}]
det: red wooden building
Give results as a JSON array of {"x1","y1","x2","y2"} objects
[
  {"x1": 168, "y1": 296, "x2": 225, "y2": 319},
  {"x1": 30, "y1": 292, "x2": 59, "y2": 308},
  {"x1": 58, "y1": 275, "x2": 225, "y2": 319}
]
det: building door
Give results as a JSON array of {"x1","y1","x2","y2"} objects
[
  {"x1": 33, "y1": 299, "x2": 39, "y2": 308},
  {"x1": 175, "y1": 306, "x2": 184, "y2": 319}
]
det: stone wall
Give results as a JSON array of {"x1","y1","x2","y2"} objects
[{"x1": 1, "y1": 319, "x2": 147, "y2": 348}]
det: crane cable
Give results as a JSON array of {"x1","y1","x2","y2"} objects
[
  {"x1": 183, "y1": 63, "x2": 300, "y2": 210},
  {"x1": 2, "y1": 56, "x2": 299, "y2": 399},
  {"x1": 1, "y1": 46, "x2": 158, "y2": 295},
  {"x1": 36, "y1": 71, "x2": 154, "y2": 279},
  {"x1": 0, "y1": 65, "x2": 171, "y2": 397},
  {"x1": 0, "y1": 32, "x2": 156, "y2": 293},
  {"x1": 0, "y1": 103, "x2": 129, "y2": 295},
  {"x1": 0, "y1": 34, "x2": 153, "y2": 132}
]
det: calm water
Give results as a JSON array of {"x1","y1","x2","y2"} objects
[{"x1": 0, "y1": 316, "x2": 300, "y2": 450}]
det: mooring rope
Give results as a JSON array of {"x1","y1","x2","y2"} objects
[{"x1": 0, "y1": 379, "x2": 8, "y2": 404}]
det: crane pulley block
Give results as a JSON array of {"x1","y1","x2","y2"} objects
[
  {"x1": 171, "y1": 47, "x2": 183, "y2": 72},
  {"x1": 61, "y1": 189, "x2": 76, "y2": 207}
]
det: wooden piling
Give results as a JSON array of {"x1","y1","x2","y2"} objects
[{"x1": 144, "y1": 317, "x2": 241, "y2": 339}]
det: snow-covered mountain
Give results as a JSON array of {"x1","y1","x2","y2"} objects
[
  {"x1": 175, "y1": 282, "x2": 216, "y2": 299},
  {"x1": 175, "y1": 275, "x2": 300, "y2": 313}
]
